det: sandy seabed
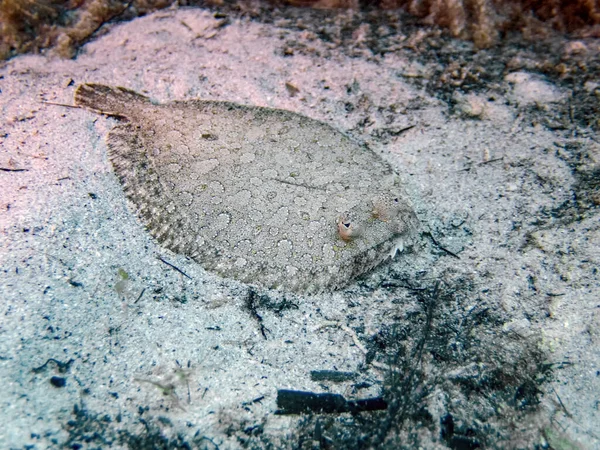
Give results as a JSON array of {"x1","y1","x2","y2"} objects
[{"x1": 0, "y1": 6, "x2": 598, "y2": 449}]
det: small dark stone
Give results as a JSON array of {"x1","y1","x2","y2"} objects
[
  {"x1": 50, "y1": 376, "x2": 66, "y2": 388},
  {"x1": 276, "y1": 389, "x2": 387, "y2": 414}
]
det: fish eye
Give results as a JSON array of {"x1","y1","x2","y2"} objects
[
  {"x1": 337, "y1": 215, "x2": 362, "y2": 241},
  {"x1": 394, "y1": 198, "x2": 399, "y2": 203}
]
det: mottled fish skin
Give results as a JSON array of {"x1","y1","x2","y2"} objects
[{"x1": 74, "y1": 83, "x2": 418, "y2": 293}]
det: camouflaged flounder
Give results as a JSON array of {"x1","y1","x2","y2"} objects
[{"x1": 74, "y1": 83, "x2": 418, "y2": 293}]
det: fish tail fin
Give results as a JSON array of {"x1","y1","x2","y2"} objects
[{"x1": 74, "y1": 83, "x2": 150, "y2": 117}]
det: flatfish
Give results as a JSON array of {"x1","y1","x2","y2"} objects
[{"x1": 74, "y1": 83, "x2": 418, "y2": 293}]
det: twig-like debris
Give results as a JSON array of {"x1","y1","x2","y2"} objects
[
  {"x1": 310, "y1": 370, "x2": 356, "y2": 382},
  {"x1": 32, "y1": 358, "x2": 74, "y2": 374},
  {"x1": 479, "y1": 157, "x2": 504, "y2": 165},
  {"x1": 275, "y1": 389, "x2": 387, "y2": 415},
  {"x1": 380, "y1": 280, "x2": 427, "y2": 290},
  {"x1": 552, "y1": 387, "x2": 573, "y2": 419},
  {"x1": 157, "y1": 256, "x2": 191, "y2": 279},
  {"x1": 389, "y1": 125, "x2": 415, "y2": 136},
  {"x1": 241, "y1": 395, "x2": 265, "y2": 407},
  {"x1": 0, "y1": 167, "x2": 27, "y2": 172},
  {"x1": 424, "y1": 231, "x2": 460, "y2": 259},
  {"x1": 245, "y1": 289, "x2": 268, "y2": 339},
  {"x1": 458, "y1": 157, "x2": 504, "y2": 172},
  {"x1": 134, "y1": 288, "x2": 146, "y2": 304}
]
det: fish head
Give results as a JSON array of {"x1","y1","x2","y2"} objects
[{"x1": 337, "y1": 189, "x2": 418, "y2": 245}]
